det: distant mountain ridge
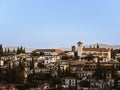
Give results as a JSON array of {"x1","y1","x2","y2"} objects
[
  {"x1": 3, "y1": 44, "x2": 120, "y2": 52},
  {"x1": 85, "y1": 44, "x2": 120, "y2": 49},
  {"x1": 59, "y1": 47, "x2": 71, "y2": 51},
  {"x1": 60, "y1": 44, "x2": 120, "y2": 51}
]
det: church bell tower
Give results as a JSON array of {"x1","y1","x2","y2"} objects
[{"x1": 77, "y1": 41, "x2": 83, "y2": 58}]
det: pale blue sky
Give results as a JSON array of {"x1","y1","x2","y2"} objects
[{"x1": 0, "y1": 0, "x2": 120, "y2": 48}]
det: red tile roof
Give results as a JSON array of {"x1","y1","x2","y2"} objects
[
  {"x1": 32, "y1": 49, "x2": 63, "y2": 54},
  {"x1": 83, "y1": 48, "x2": 108, "y2": 52}
]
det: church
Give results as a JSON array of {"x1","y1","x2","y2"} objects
[{"x1": 73, "y1": 41, "x2": 111, "y2": 62}]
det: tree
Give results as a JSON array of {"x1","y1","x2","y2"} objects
[
  {"x1": 94, "y1": 58, "x2": 103, "y2": 79},
  {"x1": 37, "y1": 62, "x2": 45, "y2": 68},
  {"x1": 4, "y1": 48, "x2": 7, "y2": 54},
  {"x1": 13, "y1": 59, "x2": 28, "y2": 84},
  {"x1": 74, "y1": 52, "x2": 79, "y2": 59},
  {"x1": 6, "y1": 61, "x2": 13, "y2": 83},
  {"x1": 114, "y1": 69, "x2": 118, "y2": 88},
  {"x1": 16, "y1": 46, "x2": 25, "y2": 54},
  {"x1": 80, "y1": 80, "x2": 90, "y2": 88},
  {"x1": 17, "y1": 47, "x2": 20, "y2": 54},
  {"x1": 90, "y1": 45, "x2": 92, "y2": 48},
  {"x1": 18, "y1": 59, "x2": 25, "y2": 71},
  {"x1": 30, "y1": 58, "x2": 35, "y2": 74},
  {"x1": 0, "y1": 44, "x2": 3, "y2": 56},
  {"x1": 20, "y1": 46, "x2": 23, "y2": 53},
  {"x1": 97, "y1": 43, "x2": 99, "y2": 48},
  {"x1": 85, "y1": 54, "x2": 94, "y2": 61},
  {"x1": 111, "y1": 48, "x2": 120, "y2": 59},
  {"x1": 7, "y1": 48, "x2": 10, "y2": 54},
  {"x1": 68, "y1": 61, "x2": 71, "y2": 76},
  {"x1": 40, "y1": 52, "x2": 44, "y2": 56},
  {"x1": 23, "y1": 48, "x2": 25, "y2": 53},
  {"x1": 13, "y1": 49, "x2": 16, "y2": 53},
  {"x1": 57, "y1": 62, "x2": 63, "y2": 77},
  {"x1": 0, "y1": 68, "x2": 5, "y2": 82}
]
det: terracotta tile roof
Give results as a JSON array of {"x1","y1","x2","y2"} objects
[
  {"x1": 83, "y1": 48, "x2": 108, "y2": 52},
  {"x1": 33, "y1": 49, "x2": 56, "y2": 52},
  {"x1": 32, "y1": 49, "x2": 63, "y2": 54}
]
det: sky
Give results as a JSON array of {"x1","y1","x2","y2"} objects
[{"x1": 0, "y1": 0, "x2": 120, "y2": 48}]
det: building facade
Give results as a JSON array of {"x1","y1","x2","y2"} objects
[{"x1": 76, "y1": 41, "x2": 111, "y2": 61}]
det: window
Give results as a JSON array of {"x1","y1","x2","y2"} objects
[
  {"x1": 71, "y1": 83, "x2": 75, "y2": 86},
  {"x1": 71, "y1": 80, "x2": 75, "y2": 82}
]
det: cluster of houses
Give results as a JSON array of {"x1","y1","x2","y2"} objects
[{"x1": 0, "y1": 41, "x2": 120, "y2": 90}]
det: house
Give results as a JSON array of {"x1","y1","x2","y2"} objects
[
  {"x1": 0, "y1": 59, "x2": 4, "y2": 66},
  {"x1": 0, "y1": 84, "x2": 17, "y2": 90},
  {"x1": 32, "y1": 49, "x2": 63, "y2": 56},
  {"x1": 32, "y1": 49, "x2": 63, "y2": 65},
  {"x1": 1, "y1": 55, "x2": 17, "y2": 61},
  {"x1": 29, "y1": 67, "x2": 50, "y2": 74},
  {"x1": 41, "y1": 82, "x2": 50, "y2": 90},
  {"x1": 83, "y1": 61, "x2": 97, "y2": 71},
  {"x1": 64, "y1": 51, "x2": 75, "y2": 58},
  {"x1": 61, "y1": 77, "x2": 76, "y2": 88}
]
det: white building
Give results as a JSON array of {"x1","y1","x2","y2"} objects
[
  {"x1": 62, "y1": 77, "x2": 76, "y2": 88},
  {"x1": 32, "y1": 49, "x2": 63, "y2": 65},
  {"x1": 0, "y1": 59, "x2": 4, "y2": 66},
  {"x1": 76, "y1": 41, "x2": 111, "y2": 61},
  {"x1": 77, "y1": 42, "x2": 83, "y2": 58}
]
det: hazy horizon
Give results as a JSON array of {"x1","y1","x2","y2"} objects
[{"x1": 1, "y1": 0, "x2": 120, "y2": 48}]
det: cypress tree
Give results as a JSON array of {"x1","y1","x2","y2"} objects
[
  {"x1": 94, "y1": 58, "x2": 103, "y2": 79},
  {"x1": 18, "y1": 59, "x2": 24, "y2": 71},
  {"x1": 7, "y1": 48, "x2": 10, "y2": 54},
  {"x1": 57, "y1": 62, "x2": 63, "y2": 77},
  {"x1": 20, "y1": 46, "x2": 23, "y2": 53},
  {"x1": 30, "y1": 58, "x2": 35, "y2": 74},
  {"x1": 68, "y1": 61, "x2": 71, "y2": 76},
  {"x1": 4, "y1": 48, "x2": 7, "y2": 54},
  {"x1": 97, "y1": 43, "x2": 99, "y2": 48},
  {"x1": 13, "y1": 49, "x2": 16, "y2": 53},
  {"x1": 6, "y1": 61, "x2": 12, "y2": 83},
  {"x1": 90, "y1": 45, "x2": 92, "y2": 48},
  {"x1": 0, "y1": 44, "x2": 3, "y2": 56},
  {"x1": 17, "y1": 47, "x2": 20, "y2": 54},
  {"x1": 23, "y1": 47, "x2": 25, "y2": 53}
]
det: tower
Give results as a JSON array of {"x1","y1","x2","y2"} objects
[
  {"x1": 107, "y1": 48, "x2": 111, "y2": 60},
  {"x1": 71, "y1": 46, "x2": 76, "y2": 52},
  {"x1": 77, "y1": 41, "x2": 83, "y2": 58}
]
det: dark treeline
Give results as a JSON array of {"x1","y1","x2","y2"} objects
[
  {"x1": 16, "y1": 46, "x2": 25, "y2": 54},
  {"x1": 0, "y1": 45, "x2": 26, "y2": 55}
]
